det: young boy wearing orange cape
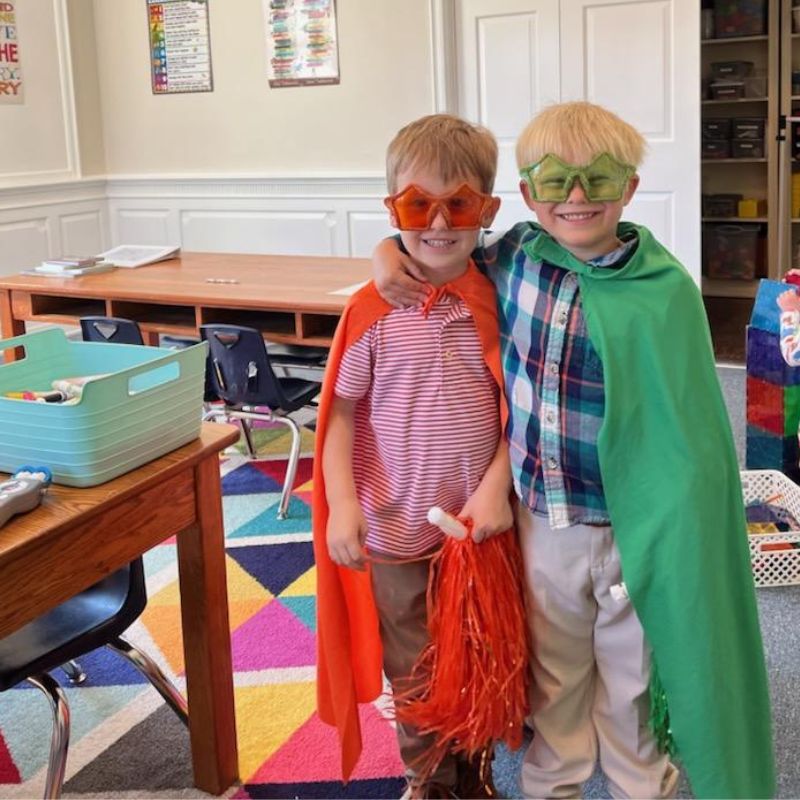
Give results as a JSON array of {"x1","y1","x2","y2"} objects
[{"x1": 312, "y1": 114, "x2": 514, "y2": 799}]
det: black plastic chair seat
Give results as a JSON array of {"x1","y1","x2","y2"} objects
[
  {"x1": 200, "y1": 324, "x2": 321, "y2": 412},
  {"x1": 229, "y1": 378, "x2": 318, "y2": 414},
  {"x1": 266, "y1": 343, "x2": 328, "y2": 365},
  {"x1": 0, "y1": 561, "x2": 145, "y2": 691}
]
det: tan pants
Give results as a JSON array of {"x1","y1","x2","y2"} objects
[
  {"x1": 515, "y1": 504, "x2": 678, "y2": 800},
  {"x1": 370, "y1": 556, "x2": 458, "y2": 787}
]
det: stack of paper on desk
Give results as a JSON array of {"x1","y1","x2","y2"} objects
[{"x1": 97, "y1": 244, "x2": 180, "y2": 268}]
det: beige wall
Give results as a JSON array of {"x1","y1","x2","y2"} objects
[
  {"x1": 67, "y1": 0, "x2": 105, "y2": 175},
  {"x1": 0, "y1": 0, "x2": 75, "y2": 183},
  {"x1": 88, "y1": 0, "x2": 436, "y2": 177}
]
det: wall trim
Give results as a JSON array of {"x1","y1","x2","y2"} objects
[
  {"x1": 53, "y1": 0, "x2": 81, "y2": 180},
  {"x1": 0, "y1": 179, "x2": 107, "y2": 211},
  {"x1": 104, "y1": 173, "x2": 388, "y2": 199},
  {"x1": 429, "y1": 0, "x2": 457, "y2": 113}
]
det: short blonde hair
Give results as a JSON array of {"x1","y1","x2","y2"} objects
[
  {"x1": 516, "y1": 101, "x2": 647, "y2": 170},
  {"x1": 386, "y1": 114, "x2": 498, "y2": 194}
]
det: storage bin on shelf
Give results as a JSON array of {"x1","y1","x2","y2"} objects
[
  {"x1": 741, "y1": 470, "x2": 800, "y2": 587},
  {"x1": 702, "y1": 222, "x2": 764, "y2": 279},
  {"x1": 0, "y1": 328, "x2": 207, "y2": 486},
  {"x1": 713, "y1": 0, "x2": 767, "y2": 38}
]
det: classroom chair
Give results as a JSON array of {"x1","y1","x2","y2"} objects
[
  {"x1": 200, "y1": 323, "x2": 320, "y2": 519},
  {"x1": 0, "y1": 558, "x2": 187, "y2": 799},
  {"x1": 79, "y1": 316, "x2": 144, "y2": 346}
]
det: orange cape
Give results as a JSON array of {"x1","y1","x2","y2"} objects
[{"x1": 312, "y1": 265, "x2": 507, "y2": 780}]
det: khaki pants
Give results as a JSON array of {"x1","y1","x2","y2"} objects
[
  {"x1": 370, "y1": 556, "x2": 458, "y2": 787},
  {"x1": 515, "y1": 504, "x2": 678, "y2": 800}
]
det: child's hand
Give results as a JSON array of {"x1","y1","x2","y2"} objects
[
  {"x1": 458, "y1": 488, "x2": 514, "y2": 543},
  {"x1": 373, "y1": 238, "x2": 430, "y2": 308},
  {"x1": 327, "y1": 499, "x2": 369, "y2": 570},
  {"x1": 777, "y1": 289, "x2": 800, "y2": 313}
]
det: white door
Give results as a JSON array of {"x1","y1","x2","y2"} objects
[
  {"x1": 455, "y1": 0, "x2": 561, "y2": 227},
  {"x1": 453, "y1": 0, "x2": 701, "y2": 279}
]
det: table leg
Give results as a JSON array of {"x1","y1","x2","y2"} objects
[
  {"x1": 176, "y1": 454, "x2": 239, "y2": 793},
  {"x1": 0, "y1": 290, "x2": 26, "y2": 359}
]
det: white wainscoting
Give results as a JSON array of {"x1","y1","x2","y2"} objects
[
  {"x1": 0, "y1": 175, "x2": 528, "y2": 281},
  {"x1": 104, "y1": 175, "x2": 398, "y2": 259},
  {"x1": 0, "y1": 180, "x2": 108, "y2": 276}
]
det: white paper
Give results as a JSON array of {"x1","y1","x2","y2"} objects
[
  {"x1": 97, "y1": 245, "x2": 180, "y2": 269},
  {"x1": 328, "y1": 280, "x2": 367, "y2": 296}
]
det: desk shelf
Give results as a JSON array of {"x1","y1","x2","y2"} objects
[
  {"x1": 110, "y1": 300, "x2": 198, "y2": 334},
  {"x1": 200, "y1": 308, "x2": 297, "y2": 340},
  {"x1": 14, "y1": 293, "x2": 106, "y2": 321}
]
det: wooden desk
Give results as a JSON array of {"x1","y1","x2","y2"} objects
[
  {"x1": 0, "y1": 252, "x2": 371, "y2": 346},
  {"x1": 0, "y1": 423, "x2": 241, "y2": 794}
]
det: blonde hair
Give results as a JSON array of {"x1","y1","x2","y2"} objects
[
  {"x1": 516, "y1": 101, "x2": 647, "y2": 170},
  {"x1": 386, "y1": 114, "x2": 498, "y2": 194}
]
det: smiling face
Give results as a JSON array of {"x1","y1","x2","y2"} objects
[
  {"x1": 519, "y1": 157, "x2": 639, "y2": 263},
  {"x1": 391, "y1": 166, "x2": 500, "y2": 286}
]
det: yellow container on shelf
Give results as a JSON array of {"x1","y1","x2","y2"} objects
[
  {"x1": 792, "y1": 172, "x2": 800, "y2": 218},
  {"x1": 738, "y1": 198, "x2": 766, "y2": 218}
]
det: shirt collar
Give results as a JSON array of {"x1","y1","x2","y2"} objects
[{"x1": 586, "y1": 232, "x2": 638, "y2": 268}]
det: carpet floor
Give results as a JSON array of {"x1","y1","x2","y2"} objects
[
  {"x1": 0, "y1": 424, "x2": 408, "y2": 799},
  {"x1": 1, "y1": 407, "x2": 799, "y2": 799}
]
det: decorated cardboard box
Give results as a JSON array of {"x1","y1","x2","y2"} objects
[{"x1": 746, "y1": 279, "x2": 800, "y2": 480}]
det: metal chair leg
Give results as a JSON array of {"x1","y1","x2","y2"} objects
[
  {"x1": 270, "y1": 415, "x2": 301, "y2": 520},
  {"x1": 26, "y1": 673, "x2": 70, "y2": 800},
  {"x1": 223, "y1": 408, "x2": 303, "y2": 519},
  {"x1": 238, "y1": 417, "x2": 257, "y2": 458},
  {"x1": 106, "y1": 636, "x2": 188, "y2": 726},
  {"x1": 60, "y1": 660, "x2": 86, "y2": 685}
]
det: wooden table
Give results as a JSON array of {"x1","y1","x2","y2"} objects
[
  {"x1": 0, "y1": 423, "x2": 241, "y2": 794},
  {"x1": 0, "y1": 252, "x2": 371, "y2": 347}
]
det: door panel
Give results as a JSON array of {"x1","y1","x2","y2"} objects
[
  {"x1": 559, "y1": 0, "x2": 699, "y2": 273},
  {"x1": 456, "y1": 0, "x2": 560, "y2": 192},
  {"x1": 453, "y1": 0, "x2": 700, "y2": 279}
]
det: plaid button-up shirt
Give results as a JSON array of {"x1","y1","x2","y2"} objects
[{"x1": 476, "y1": 222, "x2": 637, "y2": 529}]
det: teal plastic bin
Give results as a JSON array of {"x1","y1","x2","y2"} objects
[{"x1": 0, "y1": 328, "x2": 207, "y2": 486}]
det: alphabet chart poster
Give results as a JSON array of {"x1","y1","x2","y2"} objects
[
  {"x1": 147, "y1": 0, "x2": 213, "y2": 94},
  {"x1": 265, "y1": 0, "x2": 339, "y2": 88},
  {"x1": 0, "y1": 1, "x2": 22, "y2": 103}
]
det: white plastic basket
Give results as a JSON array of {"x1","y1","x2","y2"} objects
[{"x1": 741, "y1": 469, "x2": 800, "y2": 588}]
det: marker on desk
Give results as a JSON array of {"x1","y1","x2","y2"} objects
[
  {"x1": 4, "y1": 390, "x2": 67, "y2": 403},
  {"x1": 205, "y1": 277, "x2": 240, "y2": 284}
]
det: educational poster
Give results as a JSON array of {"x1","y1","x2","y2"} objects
[
  {"x1": 265, "y1": 0, "x2": 340, "y2": 88},
  {"x1": 0, "y1": 1, "x2": 23, "y2": 104},
  {"x1": 147, "y1": 0, "x2": 213, "y2": 95}
]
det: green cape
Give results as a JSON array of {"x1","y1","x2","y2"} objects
[{"x1": 524, "y1": 223, "x2": 775, "y2": 799}]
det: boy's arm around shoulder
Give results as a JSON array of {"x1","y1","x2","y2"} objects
[
  {"x1": 322, "y1": 395, "x2": 369, "y2": 571},
  {"x1": 474, "y1": 220, "x2": 540, "y2": 272},
  {"x1": 373, "y1": 236, "x2": 429, "y2": 308}
]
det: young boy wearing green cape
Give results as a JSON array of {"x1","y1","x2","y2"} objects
[{"x1": 374, "y1": 101, "x2": 774, "y2": 799}]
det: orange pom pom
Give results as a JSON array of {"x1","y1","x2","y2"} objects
[{"x1": 393, "y1": 528, "x2": 530, "y2": 782}]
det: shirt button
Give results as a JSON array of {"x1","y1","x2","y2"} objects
[
  {"x1": 558, "y1": 312, "x2": 568, "y2": 326},
  {"x1": 549, "y1": 362, "x2": 559, "y2": 375},
  {"x1": 547, "y1": 457, "x2": 558, "y2": 470},
  {"x1": 444, "y1": 350, "x2": 453, "y2": 359},
  {"x1": 545, "y1": 412, "x2": 555, "y2": 425}
]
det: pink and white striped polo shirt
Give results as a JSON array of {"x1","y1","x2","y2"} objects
[{"x1": 334, "y1": 292, "x2": 501, "y2": 558}]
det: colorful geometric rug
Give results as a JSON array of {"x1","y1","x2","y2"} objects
[{"x1": 0, "y1": 423, "x2": 407, "y2": 799}]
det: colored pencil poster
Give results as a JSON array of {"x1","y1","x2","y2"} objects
[
  {"x1": 0, "y1": 1, "x2": 23, "y2": 104},
  {"x1": 147, "y1": 0, "x2": 213, "y2": 95},
  {"x1": 265, "y1": 0, "x2": 340, "y2": 88}
]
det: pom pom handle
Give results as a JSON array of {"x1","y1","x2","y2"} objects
[{"x1": 428, "y1": 506, "x2": 468, "y2": 540}]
